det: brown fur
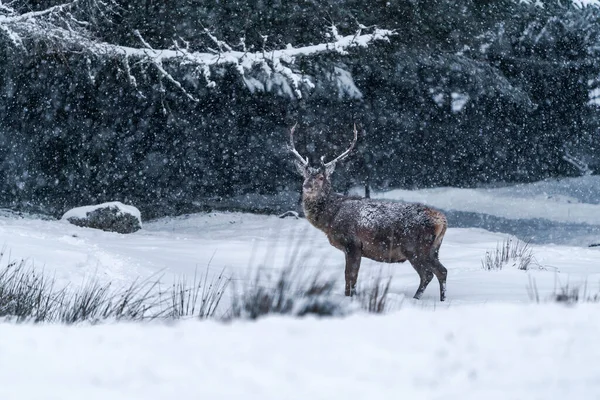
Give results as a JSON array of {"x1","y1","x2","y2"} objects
[
  {"x1": 289, "y1": 124, "x2": 448, "y2": 301},
  {"x1": 300, "y1": 169, "x2": 448, "y2": 301}
]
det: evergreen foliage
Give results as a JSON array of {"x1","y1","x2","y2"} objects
[{"x1": 1, "y1": 0, "x2": 599, "y2": 217}]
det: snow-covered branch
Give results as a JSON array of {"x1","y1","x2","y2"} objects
[
  {"x1": 111, "y1": 26, "x2": 393, "y2": 99},
  {"x1": 0, "y1": 0, "x2": 116, "y2": 48},
  {"x1": 563, "y1": 150, "x2": 593, "y2": 176},
  {"x1": 0, "y1": 1, "x2": 395, "y2": 99},
  {"x1": 0, "y1": 1, "x2": 15, "y2": 15}
]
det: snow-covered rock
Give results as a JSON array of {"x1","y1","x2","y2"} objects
[{"x1": 62, "y1": 202, "x2": 142, "y2": 234}]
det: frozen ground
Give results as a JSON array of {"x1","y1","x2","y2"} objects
[{"x1": 0, "y1": 176, "x2": 598, "y2": 399}]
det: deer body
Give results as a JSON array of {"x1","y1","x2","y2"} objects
[{"x1": 290, "y1": 124, "x2": 449, "y2": 301}]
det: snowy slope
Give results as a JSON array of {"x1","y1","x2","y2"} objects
[{"x1": 1, "y1": 304, "x2": 599, "y2": 400}]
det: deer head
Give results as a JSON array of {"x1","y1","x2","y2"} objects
[{"x1": 288, "y1": 123, "x2": 358, "y2": 199}]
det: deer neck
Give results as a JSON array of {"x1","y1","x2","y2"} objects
[{"x1": 302, "y1": 190, "x2": 342, "y2": 232}]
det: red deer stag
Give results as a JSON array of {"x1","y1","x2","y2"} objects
[{"x1": 289, "y1": 124, "x2": 448, "y2": 301}]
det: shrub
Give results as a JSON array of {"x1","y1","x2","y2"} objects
[
  {"x1": 357, "y1": 272, "x2": 392, "y2": 314},
  {"x1": 228, "y1": 265, "x2": 401, "y2": 320},
  {"x1": 229, "y1": 268, "x2": 347, "y2": 320},
  {"x1": 482, "y1": 237, "x2": 535, "y2": 271},
  {"x1": 167, "y1": 268, "x2": 229, "y2": 319},
  {"x1": 0, "y1": 259, "x2": 59, "y2": 322},
  {"x1": 0, "y1": 254, "x2": 230, "y2": 324},
  {"x1": 527, "y1": 277, "x2": 600, "y2": 304},
  {"x1": 58, "y1": 277, "x2": 166, "y2": 323},
  {"x1": 554, "y1": 281, "x2": 600, "y2": 304},
  {"x1": 0, "y1": 250, "x2": 399, "y2": 324}
]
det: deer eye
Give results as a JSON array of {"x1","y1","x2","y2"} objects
[{"x1": 318, "y1": 176, "x2": 324, "y2": 181}]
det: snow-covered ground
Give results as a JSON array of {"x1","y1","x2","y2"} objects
[
  {"x1": 0, "y1": 176, "x2": 598, "y2": 399},
  {"x1": 0, "y1": 208, "x2": 597, "y2": 306},
  {"x1": 1, "y1": 304, "x2": 599, "y2": 400}
]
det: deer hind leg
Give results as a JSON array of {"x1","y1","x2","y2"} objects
[
  {"x1": 431, "y1": 259, "x2": 448, "y2": 302},
  {"x1": 431, "y1": 219, "x2": 448, "y2": 301},
  {"x1": 411, "y1": 262, "x2": 434, "y2": 300},
  {"x1": 344, "y1": 245, "x2": 362, "y2": 297}
]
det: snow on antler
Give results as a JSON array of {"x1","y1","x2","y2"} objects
[{"x1": 0, "y1": 1, "x2": 395, "y2": 99}]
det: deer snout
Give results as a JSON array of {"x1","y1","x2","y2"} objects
[{"x1": 303, "y1": 181, "x2": 321, "y2": 194}]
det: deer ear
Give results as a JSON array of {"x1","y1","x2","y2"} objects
[
  {"x1": 295, "y1": 161, "x2": 308, "y2": 177},
  {"x1": 325, "y1": 162, "x2": 336, "y2": 176}
]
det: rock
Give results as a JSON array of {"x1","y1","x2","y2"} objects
[{"x1": 62, "y1": 202, "x2": 142, "y2": 234}]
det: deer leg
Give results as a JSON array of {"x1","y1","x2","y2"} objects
[
  {"x1": 344, "y1": 246, "x2": 362, "y2": 297},
  {"x1": 431, "y1": 260, "x2": 448, "y2": 302},
  {"x1": 408, "y1": 251, "x2": 435, "y2": 300},
  {"x1": 412, "y1": 266, "x2": 434, "y2": 300}
]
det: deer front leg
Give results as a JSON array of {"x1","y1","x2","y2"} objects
[{"x1": 344, "y1": 245, "x2": 362, "y2": 297}]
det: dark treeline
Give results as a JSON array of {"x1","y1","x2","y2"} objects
[{"x1": 1, "y1": 0, "x2": 599, "y2": 218}]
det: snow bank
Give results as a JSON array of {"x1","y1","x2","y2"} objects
[{"x1": 0, "y1": 304, "x2": 598, "y2": 399}]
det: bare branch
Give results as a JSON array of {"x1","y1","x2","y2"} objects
[
  {"x1": 132, "y1": 29, "x2": 199, "y2": 101},
  {"x1": 134, "y1": 29, "x2": 154, "y2": 50},
  {"x1": 152, "y1": 59, "x2": 199, "y2": 102},
  {"x1": 4, "y1": 2, "x2": 73, "y2": 23},
  {"x1": 203, "y1": 27, "x2": 233, "y2": 52}
]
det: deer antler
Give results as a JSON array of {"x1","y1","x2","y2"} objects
[
  {"x1": 323, "y1": 123, "x2": 358, "y2": 167},
  {"x1": 288, "y1": 123, "x2": 309, "y2": 167}
]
